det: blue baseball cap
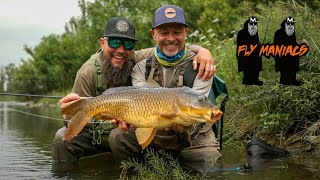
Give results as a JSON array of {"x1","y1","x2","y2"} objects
[{"x1": 152, "y1": 5, "x2": 188, "y2": 28}]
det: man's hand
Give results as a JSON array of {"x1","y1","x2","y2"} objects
[
  {"x1": 60, "y1": 93, "x2": 82, "y2": 109},
  {"x1": 193, "y1": 48, "x2": 217, "y2": 80},
  {"x1": 111, "y1": 119, "x2": 132, "y2": 132},
  {"x1": 164, "y1": 124, "x2": 185, "y2": 133},
  {"x1": 60, "y1": 93, "x2": 82, "y2": 125}
]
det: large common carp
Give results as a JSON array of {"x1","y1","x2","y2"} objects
[{"x1": 62, "y1": 86, "x2": 223, "y2": 149}]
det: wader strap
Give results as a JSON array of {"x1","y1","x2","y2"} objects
[
  {"x1": 90, "y1": 53, "x2": 107, "y2": 95},
  {"x1": 146, "y1": 56, "x2": 158, "y2": 81},
  {"x1": 96, "y1": 61, "x2": 104, "y2": 95},
  {"x1": 157, "y1": 62, "x2": 164, "y2": 86},
  {"x1": 145, "y1": 56, "x2": 152, "y2": 79},
  {"x1": 145, "y1": 56, "x2": 163, "y2": 86},
  {"x1": 183, "y1": 61, "x2": 198, "y2": 88},
  {"x1": 149, "y1": 62, "x2": 159, "y2": 82},
  {"x1": 177, "y1": 62, "x2": 190, "y2": 87}
]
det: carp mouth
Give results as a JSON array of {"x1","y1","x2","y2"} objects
[{"x1": 210, "y1": 109, "x2": 223, "y2": 123}]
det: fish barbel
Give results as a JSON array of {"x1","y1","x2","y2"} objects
[{"x1": 62, "y1": 86, "x2": 223, "y2": 149}]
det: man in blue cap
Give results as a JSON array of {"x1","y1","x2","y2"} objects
[{"x1": 109, "y1": 5, "x2": 222, "y2": 170}]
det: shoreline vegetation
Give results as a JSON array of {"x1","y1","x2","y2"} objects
[{"x1": 0, "y1": 0, "x2": 319, "y2": 179}]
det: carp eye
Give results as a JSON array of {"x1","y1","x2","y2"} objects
[{"x1": 198, "y1": 97, "x2": 204, "y2": 101}]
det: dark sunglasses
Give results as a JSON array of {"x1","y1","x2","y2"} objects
[
  {"x1": 104, "y1": 37, "x2": 135, "y2": 50},
  {"x1": 287, "y1": 22, "x2": 294, "y2": 25},
  {"x1": 249, "y1": 22, "x2": 257, "y2": 25}
]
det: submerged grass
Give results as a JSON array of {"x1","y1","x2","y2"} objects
[{"x1": 119, "y1": 149, "x2": 206, "y2": 180}]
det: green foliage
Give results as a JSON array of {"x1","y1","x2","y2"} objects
[
  {"x1": 197, "y1": 0, "x2": 244, "y2": 40},
  {"x1": 7, "y1": 61, "x2": 41, "y2": 94},
  {"x1": 120, "y1": 148, "x2": 205, "y2": 180},
  {"x1": 260, "y1": 112, "x2": 291, "y2": 129}
]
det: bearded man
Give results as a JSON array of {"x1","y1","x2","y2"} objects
[
  {"x1": 236, "y1": 17, "x2": 263, "y2": 86},
  {"x1": 52, "y1": 17, "x2": 217, "y2": 170},
  {"x1": 274, "y1": 17, "x2": 300, "y2": 85}
]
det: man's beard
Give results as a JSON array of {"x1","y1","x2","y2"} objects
[
  {"x1": 248, "y1": 24, "x2": 257, "y2": 36},
  {"x1": 285, "y1": 24, "x2": 294, "y2": 36},
  {"x1": 163, "y1": 41, "x2": 179, "y2": 57},
  {"x1": 100, "y1": 53, "x2": 134, "y2": 87}
]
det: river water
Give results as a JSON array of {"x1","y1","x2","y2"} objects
[{"x1": 0, "y1": 101, "x2": 319, "y2": 179}]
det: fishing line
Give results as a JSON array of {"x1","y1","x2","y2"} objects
[
  {"x1": 0, "y1": 92, "x2": 63, "y2": 99},
  {"x1": 207, "y1": 166, "x2": 241, "y2": 171},
  {"x1": 0, "y1": 105, "x2": 114, "y2": 124},
  {"x1": 2, "y1": 105, "x2": 63, "y2": 121}
]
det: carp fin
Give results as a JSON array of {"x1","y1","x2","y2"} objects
[
  {"x1": 102, "y1": 86, "x2": 140, "y2": 95},
  {"x1": 62, "y1": 98, "x2": 87, "y2": 116},
  {"x1": 95, "y1": 113, "x2": 113, "y2": 120},
  {"x1": 146, "y1": 78, "x2": 160, "y2": 87},
  {"x1": 135, "y1": 127, "x2": 157, "y2": 150},
  {"x1": 64, "y1": 111, "x2": 92, "y2": 141}
]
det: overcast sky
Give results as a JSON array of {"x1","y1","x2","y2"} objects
[{"x1": 0, "y1": 0, "x2": 86, "y2": 67}]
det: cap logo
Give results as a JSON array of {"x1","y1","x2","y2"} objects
[
  {"x1": 116, "y1": 20, "x2": 129, "y2": 32},
  {"x1": 164, "y1": 8, "x2": 176, "y2": 18}
]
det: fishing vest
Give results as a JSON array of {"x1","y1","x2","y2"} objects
[
  {"x1": 89, "y1": 50, "x2": 107, "y2": 96},
  {"x1": 145, "y1": 53, "x2": 198, "y2": 88}
]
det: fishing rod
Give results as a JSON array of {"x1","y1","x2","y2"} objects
[
  {"x1": 219, "y1": 95, "x2": 228, "y2": 150},
  {"x1": 0, "y1": 92, "x2": 63, "y2": 99}
]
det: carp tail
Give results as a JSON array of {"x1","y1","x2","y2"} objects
[
  {"x1": 62, "y1": 98, "x2": 93, "y2": 141},
  {"x1": 62, "y1": 99, "x2": 87, "y2": 116},
  {"x1": 64, "y1": 111, "x2": 92, "y2": 141}
]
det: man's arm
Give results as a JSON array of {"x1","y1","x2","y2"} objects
[
  {"x1": 187, "y1": 44, "x2": 216, "y2": 80},
  {"x1": 192, "y1": 75, "x2": 213, "y2": 97},
  {"x1": 133, "y1": 48, "x2": 154, "y2": 63},
  {"x1": 131, "y1": 60, "x2": 148, "y2": 87}
]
